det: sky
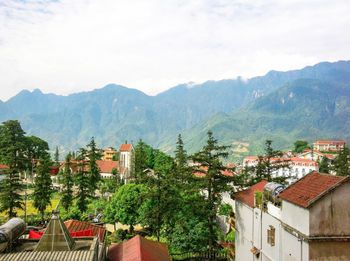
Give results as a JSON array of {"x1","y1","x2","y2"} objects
[{"x1": 0, "y1": 0, "x2": 350, "y2": 101}]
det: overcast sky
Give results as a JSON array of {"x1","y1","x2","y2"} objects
[{"x1": 0, "y1": 0, "x2": 350, "y2": 101}]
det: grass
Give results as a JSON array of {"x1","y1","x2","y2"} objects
[{"x1": 0, "y1": 194, "x2": 60, "y2": 218}]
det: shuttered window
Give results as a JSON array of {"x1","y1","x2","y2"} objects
[{"x1": 267, "y1": 226, "x2": 275, "y2": 246}]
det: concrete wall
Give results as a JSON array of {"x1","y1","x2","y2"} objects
[
  {"x1": 281, "y1": 201, "x2": 309, "y2": 235},
  {"x1": 235, "y1": 201, "x2": 254, "y2": 261},
  {"x1": 281, "y1": 229, "x2": 308, "y2": 261},
  {"x1": 309, "y1": 181, "x2": 350, "y2": 236},
  {"x1": 309, "y1": 242, "x2": 350, "y2": 260},
  {"x1": 261, "y1": 211, "x2": 282, "y2": 261}
]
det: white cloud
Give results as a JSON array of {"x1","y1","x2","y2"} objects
[{"x1": 0, "y1": 0, "x2": 349, "y2": 100}]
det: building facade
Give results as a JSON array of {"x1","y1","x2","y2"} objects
[
  {"x1": 313, "y1": 140, "x2": 346, "y2": 152},
  {"x1": 235, "y1": 172, "x2": 350, "y2": 261}
]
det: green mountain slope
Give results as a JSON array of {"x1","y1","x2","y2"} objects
[
  {"x1": 0, "y1": 60, "x2": 350, "y2": 154},
  {"x1": 178, "y1": 78, "x2": 350, "y2": 157}
]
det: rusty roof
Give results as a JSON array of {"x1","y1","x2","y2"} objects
[
  {"x1": 279, "y1": 171, "x2": 348, "y2": 208},
  {"x1": 235, "y1": 180, "x2": 268, "y2": 208},
  {"x1": 107, "y1": 235, "x2": 171, "y2": 261}
]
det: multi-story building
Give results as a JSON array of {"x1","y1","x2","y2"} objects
[
  {"x1": 235, "y1": 171, "x2": 350, "y2": 261},
  {"x1": 102, "y1": 147, "x2": 117, "y2": 161},
  {"x1": 243, "y1": 156, "x2": 319, "y2": 183},
  {"x1": 313, "y1": 140, "x2": 346, "y2": 152}
]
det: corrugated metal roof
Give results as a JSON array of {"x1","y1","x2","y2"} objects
[{"x1": 0, "y1": 250, "x2": 94, "y2": 261}]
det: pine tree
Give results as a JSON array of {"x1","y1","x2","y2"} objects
[
  {"x1": 333, "y1": 147, "x2": 350, "y2": 176},
  {"x1": 253, "y1": 140, "x2": 290, "y2": 184},
  {"x1": 319, "y1": 156, "x2": 330, "y2": 174},
  {"x1": 75, "y1": 148, "x2": 90, "y2": 213},
  {"x1": 86, "y1": 137, "x2": 101, "y2": 196},
  {"x1": 33, "y1": 156, "x2": 53, "y2": 221},
  {"x1": 134, "y1": 139, "x2": 149, "y2": 182},
  {"x1": 191, "y1": 131, "x2": 233, "y2": 253},
  {"x1": 54, "y1": 146, "x2": 60, "y2": 166},
  {"x1": 0, "y1": 120, "x2": 26, "y2": 218},
  {"x1": 174, "y1": 134, "x2": 190, "y2": 183},
  {"x1": 61, "y1": 153, "x2": 74, "y2": 211}
]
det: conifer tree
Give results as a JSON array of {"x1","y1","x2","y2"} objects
[
  {"x1": 333, "y1": 147, "x2": 350, "y2": 176},
  {"x1": 174, "y1": 134, "x2": 190, "y2": 183},
  {"x1": 86, "y1": 137, "x2": 101, "y2": 196},
  {"x1": 319, "y1": 156, "x2": 330, "y2": 174},
  {"x1": 191, "y1": 131, "x2": 233, "y2": 253},
  {"x1": 33, "y1": 156, "x2": 53, "y2": 222},
  {"x1": 251, "y1": 140, "x2": 290, "y2": 184},
  {"x1": 54, "y1": 146, "x2": 60, "y2": 166},
  {"x1": 75, "y1": 148, "x2": 90, "y2": 213},
  {"x1": 134, "y1": 139, "x2": 149, "y2": 182},
  {"x1": 61, "y1": 153, "x2": 74, "y2": 211},
  {"x1": 0, "y1": 120, "x2": 27, "y2": 218}
]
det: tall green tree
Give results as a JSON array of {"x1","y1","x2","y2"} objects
[
  {"x1": 174, "y1": 134, "x2": 191, "y2": 183},
  {"x1": 333, "y1": 147, "x2": 350, "y2": 176},
  {"x1": 105, "y1": 183, "x2": 147, "y2": 233},
  {"x1": 319, "y1": 156, "x2": 330, "y2": 174},
  {"x1": 134, "y1": 140, "x2": 154, "y2": 182},
  {"x1": 293, "y1": 140, "x2": 310, "y2": 153},
  {"x1": 75, "y1": 148, "x2": 90, "y2": 213},
  {"x1": 0, "y1": 120, "x2": 27, "y2": 218},
  {"x1": 61, "y1": 153, "x2": 74, "y2": 211},
  {"x1": 86, "y1": 137, "x2": 101, "y2": 196},
  {"x1": 250, "y1": 140, "x2": 290, "y2": 184},
  {"x1": 139, "y1": 150, "x2": 175, "y2": 241},
  {"x1": 54, "y1": 146, "x2": 60, "y2": 166},
  {"x1": 191, "y1": 131, "x2": 233, "y2": 253},
  {"x1": 33, "y1": 156, "x2": 53, "y2": 221}
]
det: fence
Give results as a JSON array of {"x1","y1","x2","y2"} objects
[{"x1": 172, "y1": 250, "x2": 229, "y2": 261}]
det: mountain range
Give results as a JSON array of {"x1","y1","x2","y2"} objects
[{"x1": 1, "y1": 60, "x2": 350, "y2": 158}]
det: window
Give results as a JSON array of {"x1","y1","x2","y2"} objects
[{"x1": 267, "y1": 225, "x2": 275, "y2": 246}]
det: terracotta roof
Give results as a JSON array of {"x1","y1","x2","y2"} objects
[
  {"x1": 49, "y1": 166, "x2": 60, "y2": 176},
  {"x1": 119, "y1": 144, "x2": 133, "y2": 152},
  {"x1": 64, "y1": 220, "x2": 106, "y2": 242},
  {"x1": 314, "y1": 140, "x2": 346, "y2": 145},
  {"x1": 0, "y1": 164, "x2": 9, "y2": 169},
  {"x1": 193, "y1": 166, "x2": 235, "y2": 177},
  {"x1": 279, "y1": 171, "x2": 348, "y2": 208},
  {"x1": 235, "y1": 180, "x2": 268, "y2": 208},
  {"x1": 96, "y1": 160, "x2": 119, "y2": 174},
  {"x1": 108, "y1": 235, "x2": 171, "y2": 261},
  {"x1": 289, "y1": 157, "x2": 318, "y2": 167}
]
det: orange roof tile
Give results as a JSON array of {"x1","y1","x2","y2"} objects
[
  {"x1": 235, "y1": 180, "x2": 268, "y2": 208},
  {"x1": 64, "y1": 220, "x2": 106, "y2": 241},
  {"x1": 0, "y1": 164, "x2": 9, "y2": 170},
  {"x1": 279, "y1": 171, "x2": 348, "y2": 208},
  {"x1": 119, "y1": 144, "x2": 133, "y2": 152},
  {"x1": 97, "y1": 160, "x2": 119, "y2": 173},
  {"x1": 314, "y1": 140, "x2": 346, "y2": 145},
  {"x1": 108, "y1": 235, "x2": 171, "y2": 261}
]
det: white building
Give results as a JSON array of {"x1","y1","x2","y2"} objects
[
  {"x1": 243, "y1": 156, "x2": 319, "y2": 183},
  {"x1": 235, "y1": 171, "x2": 350, "y2": 261},
  {"x1": 119, "y1": 143, "x2": 134, "y2": 180}
]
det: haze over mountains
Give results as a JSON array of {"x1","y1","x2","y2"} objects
[{"x1": 1, "y1": 60, "x2": 350, "y2": 157}]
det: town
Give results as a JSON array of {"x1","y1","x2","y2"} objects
[{"x1": 0, "y1": 120, "x2": 349, "y2": 261}]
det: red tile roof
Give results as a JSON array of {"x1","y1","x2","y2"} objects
[
  {"x1": 314, "y1": 140, "x2": 346, "y2": 145},
  {"x1": 97, "y1": 160, "x2": 119, "y2": 173},
  {"x1": 108, "y1": 235, "x2": 171, "y2": 261},
  {"x1": 64, "y1": 220, "x2": 106, "y2": 242},
  {"x1": 235, "y1": 180, "x2": 268, "y2": 208},
  {"x1": 0, "y1": 164, "x2": 9, "y2": 170},
  {"x1": 279, "y1": 171, "x2": 348, "y2": 208},
  {"x1": 49, "y1": 166, "x2": 60, "y2": 176},
  {"x1": 119, "y1": 144, "x2": 133, "y2": 152}
]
